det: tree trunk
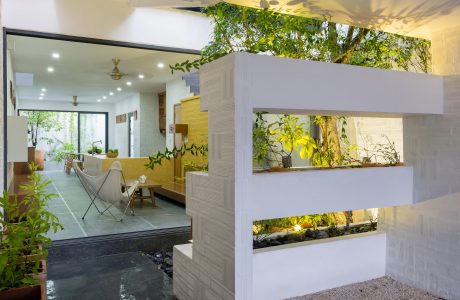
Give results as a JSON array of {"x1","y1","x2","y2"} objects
[{"x1": 317, "y1": 116, "x2": 342, "y2": 166}]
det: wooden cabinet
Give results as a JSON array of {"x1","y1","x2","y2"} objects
[{"x1": 158, "y1": 92, "x2": 166, "y2": 134}]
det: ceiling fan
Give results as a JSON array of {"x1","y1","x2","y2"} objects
[{"x1": 108, "y1": 58, "x2": 127, "y2": 80}]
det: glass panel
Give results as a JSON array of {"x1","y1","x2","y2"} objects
[{"x1": 79, "y1": 113, "x2": 107, "y2": 154}]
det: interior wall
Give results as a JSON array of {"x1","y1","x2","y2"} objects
[
  {"x1": 381, "y1": 25, "x2": 460, "y2": 300},
  {"x1": 165, "y1": 77, "x2": 193, "y2": 149},
  {"x1": 139, "y1": 92, "x2": 165, "y2": 156},
  {"x1": 114, "y1": 94, "x2": 140, "y2": 157},
  {"x1": 5, "y1": 49, "x2": 16, "y2": 189},
  {"x1": 1, "y1": 0, "x2": 212, "y2": 51}
]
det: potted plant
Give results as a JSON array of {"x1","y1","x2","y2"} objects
[
  {"x1": 253, "y1": 114, "x2": 316, "y2": 170},
  {"x1": 0, "y1": 164, "x2": 63, "y2": 300}
]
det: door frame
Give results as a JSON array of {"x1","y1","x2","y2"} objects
[{"x1": 3, "y1": 28, "x2": 200, "y2": 190}]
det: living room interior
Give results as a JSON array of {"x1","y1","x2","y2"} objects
[{"x1": 6, "y1": 33, "x2": 207, "y2": 240}]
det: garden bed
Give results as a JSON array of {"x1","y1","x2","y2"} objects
[{"x1": 253, "y1": 221, "x2": 377, "y2": 249}]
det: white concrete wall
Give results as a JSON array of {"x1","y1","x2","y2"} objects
[
  {"x1": 250, "y1": 166, "x2": 413, "y2": 220},
  {"x1": 165, "y1": 77, "x2": 192, "y2": 149},
  {"x1": 17, "y1": 99, "x2": 116, "y2": 150},
  {"x1": 253, "y1": 233, "x2": 386, "y2": 300},
  {"x1": 114, "y1": 94, "x2": 140, "y2": 157},
  {"x1": 1, "y1": 0, "x2": 212, "y2": 51},
  {"x1": 243, "y1": 54, "x2": 443, "y2": 116},
  {"x1": 381, "y1": 25, "x2": 460, "y2": 300}
]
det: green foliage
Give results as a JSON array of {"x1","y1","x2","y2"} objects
[
  {"x1": 87, "y1": 146, "x2": 103, "y2": 154},
  {"x1": 20, "y1": 111, "x2": 62, "y2": 147},
  {"x1": 373, "y1": 135, "x2": 401, "y2": 165},
  {"x1": 145, "y1": 144, "x2": 208, "y2": 170},
  {"x1": 0, "y1": 164, "x2": 63, "y2": 291},
  {"x1": 48, "y1": 143, "x2": 76, "y2": 163},
  {"x1": 253, "y1": 113, "x2": 316, "y2": 168},
  {"x1": 171, "y1": 3, "x2": 430, "y2": 74},
  {"x1": 108, "y1": 149, "x2": 119, "y2": 153}
]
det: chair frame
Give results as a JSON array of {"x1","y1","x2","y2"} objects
[{"x1": 75, "y1": 167, "x2": 136, "y2": 222}]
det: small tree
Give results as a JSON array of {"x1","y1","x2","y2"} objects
[{"x1": 20, "y1": 111, "x2": 61, "y2": 147}]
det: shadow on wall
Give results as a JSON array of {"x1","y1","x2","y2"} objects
[
  {"x1": 237, "y1": 0, "x2": 460, "y2": 36},
  {"x1": 380, "y1": 192, "x2": 460, "y2": 299}
]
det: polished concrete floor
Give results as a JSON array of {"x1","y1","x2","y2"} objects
[
  {"x1": 44, "y1": 169, "x2": 190, "y2": 240},
  {"x1": 47, "y1": 251, "x2": 176, "y2": 300}
]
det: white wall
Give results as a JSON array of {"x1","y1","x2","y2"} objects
[
  {"x1": 6, "y1": 49, "x2": 16, "y2": 189},
  {"x1": 165, "y1": 78, "x2": 192, "y2": 149},
  {"x1": 139, "y1": 92, "x2": 165, "y2": 156},
  {"x1": 114, "y1": 94, "x2": 140, "y2": 157},
  {"x1": 1, "y1": 0, "x2": 212, "y2": 51},
  {"x1": 253, "y1": 233, "x2": 386, "y2": 300}
]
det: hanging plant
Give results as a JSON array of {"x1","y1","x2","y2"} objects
[{"x1": 145, "y1": 144, "x2": 208, "y2": 170}]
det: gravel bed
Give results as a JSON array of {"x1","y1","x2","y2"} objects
[{"x1": 289, "y1": 276, "x2": 444, "y2": 300}]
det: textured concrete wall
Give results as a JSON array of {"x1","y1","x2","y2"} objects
[
  {"x1": 383, "y1": 26, "x2": 460, "y2": 300},
  {"x1": 174, "y1": 55, "x2": 237, "y2": 300}
]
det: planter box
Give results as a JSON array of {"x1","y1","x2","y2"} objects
[
  {"x1": 253, "y1": 232, "x2": 386, "y2": 300},
  {"x1": 249, "y1": 166, "x2": 413, "y2": 220}
]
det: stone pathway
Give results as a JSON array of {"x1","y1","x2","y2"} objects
[{"x1": 290, "y1": 276, "x2": 443, "y2": 300}]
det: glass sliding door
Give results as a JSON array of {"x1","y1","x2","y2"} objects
[{"x1": 78, "y1": 112, "x2": 108, "y2": 154}]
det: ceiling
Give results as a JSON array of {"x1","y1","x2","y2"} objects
[
  {"x1": 129, "y1": 0, "x2": 460, "y2": 39},
  {"x1": 8, "y1": 35, "x2": 200, "y2": 104}
]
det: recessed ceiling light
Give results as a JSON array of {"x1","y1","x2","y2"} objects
[
  {"x1": 109, "y1": 92, "x2": 114, "y2": 96},
  {"x1": 40, "y1": 93, "x2": 45, "y2": 97},
  {"x1": 39, "y1": 97, "x2": 43, "y2": 100},
  {"x1": 117, "y1": 87, "x2": 122, "y2": 92},
  {"x1": 103, "y1": 96, "x2": 107, "y2": 99},
  {"x1": 138, "y1": 74, "x2": 144, "y2": 79},
  {"x1": 97, "y1": 99, "x2": 101, "y2": 102},
  {"x1": 157, "y1": 63, "x2": 165, "y2": 69},
  {"x1": 126, "y1": 81, "x2": 132, "y2": 86},
  {"x1": 52, "y1": 52, "x2": 60, "y2": 59},
  {"x1": 47, "y1": 67, "x2": 54, "y2": 72},
  {"x1": 41, "y1": 88, "x2": 46, "y2": 92}
]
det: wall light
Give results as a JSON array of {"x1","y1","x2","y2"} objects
[
  {"x1": 39, "y1": 97, "x2": 43, "y2": 100},
  {"x1": 52, "y1": 52, "x2": 60, "y2": 59},
  {"x1": 126, "y1": 81, "x2": 132, "y2": 86},
  {"x1": 138, "y1": 74, "x2": 144, "y2": 79},
  {"x1": 157, "y1": 62, "x2": 165, "y2": 69},
  {"x1": 103, "y1": 96, "x2": 107, "y2": 99},
  {"x1": 47, "y1": 67, "x2": 54, "y2": 73},
  {"x1": 41, "y1": 88, "x2": 47, "y2": 92},
  {"x1": 40, "y1": 93, "x2": 44, "y2": 97},
  {"x1": 117, "y1": 87, "x2": 122, "y2": 92},
  {"x1": 109, "y1": 92, "x2": 114, "y2": 96},
  {"x1": 97, "y1": 99, "x2": 101, "y2": 102}
]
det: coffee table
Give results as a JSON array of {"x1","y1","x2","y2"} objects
[{"x1": 122, "y1": 179, "x2": 161, "y2": 207}]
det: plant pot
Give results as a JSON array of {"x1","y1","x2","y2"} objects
[
  {"x1": 267, "y1": 166, "x2": 289, "y2": 173},
  {"x1": 282, "y1": 156, "x2": 292, "y2": 168},
  {"x1": 0, "y1": 284, "x2": 41, "y2": 300},
  {"x1": 106, "y1": 153, "x2": 118, "y2": 158},
  {"x1": 34, "y1": 150, "x2": 45, "y2": 171}
]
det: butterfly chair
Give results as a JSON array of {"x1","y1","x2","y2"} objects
[{"x1": 73, "y1": 161, "x2": 139, "y2": 222}]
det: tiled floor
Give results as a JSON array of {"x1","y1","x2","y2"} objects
[
  {"x1": 43, "y1": 169, "x2": 190, "y2": 240},
  {"x1": 47, "y1": 251, "x2": 176, "y2": 300}
]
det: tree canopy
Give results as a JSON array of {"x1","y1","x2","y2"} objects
[{"x1": 171, "y1": 3, "x2": 431, "y2": 74}]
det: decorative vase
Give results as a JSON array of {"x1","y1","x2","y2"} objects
[{"x1": 282, "y1": 156, "x2": 292, "y2": 168}]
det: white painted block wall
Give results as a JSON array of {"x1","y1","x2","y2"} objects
[
  {"x1": 174, "y1": 53, "x2": 444, "y2": 299},
  {"x1": 253, "y1": 233, "x2": 386, "y2": 300}
]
